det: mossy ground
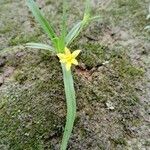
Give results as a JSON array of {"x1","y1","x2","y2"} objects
[{"x1": 0, "y1": 0, "x2": 150, "y2": 150}]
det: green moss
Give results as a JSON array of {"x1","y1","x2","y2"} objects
[
  {"x1": 45, "y1": 0, "x2": 52, "y2": 5},
  {"x1": 0, "y1": 68, "x2": 3, "y2": 74},
  {"x1": 100, "y1": 0, "x2": 149, "y2": 36},
  {"x1": 110, "y1": 51, "x2": 144, "y2": 78},
  {"x1": 97, "y1": 144, "x2": 105, "y2": 150},
  {"x1": 75, "y1": 43, "x2": 143, "y2": 118},
  {"x1": 0, "y1": 48, "x2": 65, "y2": 148},
  {"x1": 0, "y1": 0, "x2": 148, "y2": 149},
  {"x1": 111, "y1": 137, "x2": 127, "y2": 146},
  {"x1": 8, "y1": 33, "x2": 41, "y2": 46},
  {"x1": 0, "y1": 0, "x2": 12, "y2": 5},
  {"x1": 0, "y1": 25, "x2": 12, "y2": 34},
  {"x1": 144, "y1": 140, "x2": 150, "y2": 147},
  {"x1": 13, "y1": 71, "x2": 28, "y2": 84},
  {"x1": 0, "y1": 39, "x2": 144, "y2": 149},
  {"x1": 72, "y1": 43, "x2": 110, "y2": 68}
]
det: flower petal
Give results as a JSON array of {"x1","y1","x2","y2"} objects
[
  {"x1": 66, "y1": 63, "x2": 71, "y2": 71},
  {"x1": 72, "y1": 59, "x2": 78, "y2": 65},
  {"x1": 65, "y1": 47, "x2": 71, "y2": 55},
  {"x1": 57, "y1": 53, "x2": 65, "y2": 59},
  {"x1": 72, "y1": 50, "x2": 81, "y2": 58},
  {"x1": 60, "y1": 59, "x2": 66, "y2": 63}
]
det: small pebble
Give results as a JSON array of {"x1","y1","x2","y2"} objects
[{"x1": 106, "y1": 101, "x2": 115, "y2": 110}]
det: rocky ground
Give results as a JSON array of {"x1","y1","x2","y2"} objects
[{"x1": 0, "y1": 0, "x2": 150, "y2": 150}]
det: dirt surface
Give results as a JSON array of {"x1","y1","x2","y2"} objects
[{"x1": 0, "y1": 0, "x2": 150, "y2": 150}]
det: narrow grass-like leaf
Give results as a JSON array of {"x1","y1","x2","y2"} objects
[
  {"x1": 26, "y1": 0, "x2": 57, "y2": 43},
  {"x1": 82, "y1": 0, "x2": 91, "y2": 24},
  {"x1": 65, "y1": 0, "x2": 92, "y2": 46},
  {"x1": 65, "y1": 21, "x2": 83, "y2": 46},
  {"x1": 61, "y1": 0, "x2": 67, "y2": 38},
  {"x1": 89, "y1": 15, "x2": 101, "y2": 22},
  {"x1": 144, "y1": 25, "x2": 150, "y2": 30},
  {"x1": 58, "y1": 0, "x2": 68, "y2": 52},
  {"x1": 146, "y1": 14, "x2": 150, "y2": 20},
  {"x1": 26, "y1": 43, "x2": 54, "y2": 51},
  {"x1": 58, "y1": 37, "x2": 65, "y2": 53},
  {"x1": 84, "y1": 0, "x2": 91, "y2": 16},
  {"x1": 54, "y1": 37, "x2": 65, "y2": 53},
  {"x1": 61, "y1": 64, "x2": 76, "y2": 150}
]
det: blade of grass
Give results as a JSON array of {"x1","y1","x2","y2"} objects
[
  {"x1": 26, "y1": 0, "x2": 57, "y2": 43},
  {"x1": 58, "y1": 37, "x2": 65, "y2": 53},
  {"x1": 144, "y1": 25, "x2": 150, "y2": 30},
  {"x1": 65, "y1": 21, "x2": 83, "y2": 46},
  {"x1": 61, "y1": 64, "x2": 76, "y2": 150},
  {"x1": 84, "y1": 0, "x2": 91, "y2": 16},
  {"x1": 65, "y1": 0, "x2": 92, "y2": 46},
  {"x1": 26, "y1": 43, "x2": 55, "y2": 52},
  {"x1": 82, "y1": 0, "x2": 91, "y2": 23},
  {"x1": 146, "y1": 14, "x2": 150, "y2": 20},
  {"x1": 54, "y1": 37, "x2": 64, "y2": 53},
  {"x1": 58, "y1": 0, "x2": 68, "y2": 53},
  {"x1": 89, "y1": 15, "x2": 101, "y2": 22},
  {"x1": 61, "y1": 0, "x2": 67, "y2": 38}
]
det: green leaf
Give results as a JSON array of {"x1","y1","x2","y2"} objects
[
  {"x1": 65, "y1": 0, "x2": 94, "y2": 46},
  {"x1": 26, "y1": 0, "x2": 57, "y2": 42},
  {"x1": 89, "y1": 15, "x2": 101, "y2": 22},
  {"x1": 83, "y1": 0, "x2": 91, "y2": 23},
  {"x1": 53, "y1": 37, "x2": 64, "y2": 53},
  {"x1": 58, "y1": 37, "x2": 65, "y2": 53},
  {"x1": 57, "y1": 0, "x2": 68, "y2": 53},
  {"x1": 85, "y1": 0, "x2": 91, "y2": 16},
  {"x1": 61, "y1": 64, "x2": 76, "y2": 150},
  {"x1": 26, "y1": 43, "x2": 54, "y2": 52},
  {"x1": 61, "y1": 0, "x2": 68, "y2": 38},
  {"x1": 65, "y1": 21, "x2": 83, "y2": 46},
  {"x1": 146, "y1": 14, "x2": 150, "y2": 20},
  {"x1": 144, "y1": 25, "x2": 150, "y2": 30}
]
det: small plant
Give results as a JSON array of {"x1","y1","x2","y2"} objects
[
  {"x1": 145, "y1": 4, "x2": 150, "y2": 30},
  {"x1": 26, "y1": 0, "x2": 98, "y2": 149}
]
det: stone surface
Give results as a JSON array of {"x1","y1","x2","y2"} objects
[{"x1": 0, "y1": 0, "x2": 150, "y2": 149}]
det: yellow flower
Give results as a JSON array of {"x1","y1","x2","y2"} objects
[{"x1": 57, "y1": 47, "x2": 81, "y2": 71}]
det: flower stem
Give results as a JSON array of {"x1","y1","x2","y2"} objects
[{"x1": 61, "y1": 64, "x2": 76, "y2": 150}]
